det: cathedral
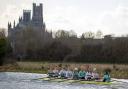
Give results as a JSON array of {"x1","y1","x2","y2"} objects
[
  {"x1": 8, "y1": 3, "x2": 52, "y2": 42},
  {"x1": 7, "y1": 3, "x2": 52, "y2": 58}
]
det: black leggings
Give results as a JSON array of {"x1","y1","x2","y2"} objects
[{"x1": 80, "y1": 77, "x2": 85, "y2": 79}]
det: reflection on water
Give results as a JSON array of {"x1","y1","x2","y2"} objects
[{"x1": 0, "y1": 72, "x2": 128, "y2": 89}]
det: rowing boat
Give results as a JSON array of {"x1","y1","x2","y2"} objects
[{"x1": 38, "y1": 77, "x2": 112, "y2": 85}]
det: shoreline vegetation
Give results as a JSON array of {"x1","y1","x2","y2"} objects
[{"x1": 0, "y1": 62, "x2": 128, "y2": 79}]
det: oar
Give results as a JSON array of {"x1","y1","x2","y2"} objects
[
  {"x1": 39, "y1": 77, "x2": 63, "y2": 82},
  {"x1": 56, "y1": 78, "x2": 81, "y2": 84}
]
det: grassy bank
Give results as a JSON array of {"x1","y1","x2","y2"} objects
[{"x1": 0, "y1": 62, "x2": 128, "y2": 79}]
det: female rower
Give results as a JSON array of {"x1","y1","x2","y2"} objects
[
  {"x1": 47, "y1": 67, "x2": 55, "y2": 77},
  {"x1": 78, "y1": 66, "x2": 86, "y2": 80},
  {"x1": 53, "y1": 66, "x2": 59, "y2": 77},
  {"x1": 59, "y1": 67, "x2": 66, "y2": 78},
  {"x1": 92, "y1": 71, "x2": 100, "y2": 80},
  {"x1": 92, "y1": 68, "x2": 100, "y2": 80},
  {"x1": 85, "y1": 70, "x2": 92, "y2": 80},
  {"x1": 103, "y1": 71, "x2": 111, "y2": 82},
  {"x1": 65, "y1": 67, "x2": 73, "y2": 79},
  {"x1": 73, "y1": 68, "x2": 79, "y2": 80}
]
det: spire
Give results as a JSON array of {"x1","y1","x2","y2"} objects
[
  {"x1": 10, "y1": 22, "x2": 12, "y2": 28},
  {"x1": 13, "y1": 20, "x2": 15, "y2": 28},
  {"x1": 43, "y1": 22, "x2": 46, "y2": 29},
  {"x1": 19, "y1": 16, "x2": 21, "y2": 22},
  {"x1": 8, "y1": 22, "x2": 12, "y2": 29},
  {"x1": 20, "y1": 17, "x2": 23, "y2": 21},
  {"x1": 50, "y1": 30, "x2": 52, "y2": 35},
  {"x1": 8, "y1": 22, "x2": 10, "y2": 29}
]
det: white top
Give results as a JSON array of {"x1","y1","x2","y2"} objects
[
  {"x1": 59, "y1": 69, "x2": 66, "y2": 76},
  {"x1": 53, "y1": 69, "x2": 59, "y2": 74},
  {"x1": 86, "y1": 72, "x2": 92, "y2": 76},
  {"x1": 92, "y1": 72, "x2": 99, "y2": 79},
  {"x1": 66, "y1": 70, "x2": 73, "y2": 78}
]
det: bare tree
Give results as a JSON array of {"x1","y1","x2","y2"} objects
[
  {"x1": 96, "y1": 30, "x2": 103, "y2": 39},
  {"x1": 81, "y1": 31, "x2": 95, "y2": 39},
  {"x1": 55, "y1": 30, "x2": 70, "y2": 39},
  {"x1": 0, "y1": 28, "x2": 6, "y2": 38},
  {"x1": 69, "y1": 30, "x2": 77, "y2": 38}
]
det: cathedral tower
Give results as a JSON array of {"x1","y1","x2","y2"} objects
[
  {"x1": 23, "y1": 10, "x2": 31, "y2": 24},
  {"x1": 32, "y1": 3, "x2": 43, "y2": 29}
]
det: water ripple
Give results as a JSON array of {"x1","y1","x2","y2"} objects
[{"x1": 0, "y1": 72, "x2": 128, "y2": 89}]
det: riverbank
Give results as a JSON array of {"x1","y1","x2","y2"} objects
[
  {"x1": 0, "y1": 64, "x2": 47, "y2": 74},
  {"x1": 0, "y1": 62, "x2": 128, "y2": 79}
]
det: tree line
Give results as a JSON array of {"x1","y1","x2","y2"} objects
[
  {"x1": 0, "y1": 29, "x2": 10, "y2": 65},
  {"x1": 1, "y1": 28, "x2": 128, "y2": 64}
]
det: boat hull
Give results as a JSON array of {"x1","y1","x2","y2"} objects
[{"x1": 39, "y1": 77, "x2": 112, "y2": 85}]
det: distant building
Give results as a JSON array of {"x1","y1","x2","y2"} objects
[
  {"x1": 8, "y1": 3, "x2": 52, "y2": 58},
  {"x1": 8, "y1": 3, "x2": 52, "y2": 44}
]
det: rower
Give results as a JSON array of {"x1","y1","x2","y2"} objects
[
  {"x1": 85, "y1": 70, "x2": 92, "y2": 81},
  {"x1": 103, "y1": 71, "x2": 111, "y2": 82},
  {"x1": 65, "y1": 67, "x2": 73, "y2": 79},
  {"x1": 47, "y1": 67, "x2": 55, "y2": 77},
  {"x1": 92, "y1": 68, "x2": 100, "y2": 80},
  {"x1": 78, "y1": 65, "x2": 86, "y2": 80},
  {"x1": 73, "y1": 68, "x2": 79, "y2": 80},
  {"x1": 92, "y1": 71, "x2": 100, "y2": 80},
  {"x1": 53, "y1": 66, "x2": 59, "y2": 77},
  {"x1": 59, "y1": 67, "x2": 66, "y2": 78}
]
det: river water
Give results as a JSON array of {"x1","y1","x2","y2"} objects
[{"x1": 0, "y1": 72, "x2": 128, "y2": 89}]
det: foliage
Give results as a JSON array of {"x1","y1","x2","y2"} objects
[
  {"x1": 0, "y1": 38, "x2": 7, "y2": 65},
  {"x1": 55, "y1": 30, "x2": 70, "y2": 39},
  {"x1": 80, "y1": 44, "x2": 103, "y2": 62},
  {"x1": 55, "y1": 30, "x2": 77, "y2": 39},
  {"x1": 7, "y1": 27, "x2": 128, "y2": 63},
  {"x1": 81, "y1": 31, "x2": 95, "y2": 39},
  {"x1": 23, "y1": 40, "x2": 72, "y2": 62}
]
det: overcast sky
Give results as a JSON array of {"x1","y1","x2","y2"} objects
[{"x1": 0, "y1": 0, "x2": 128, "y2": 36}]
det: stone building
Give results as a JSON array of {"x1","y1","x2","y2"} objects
[
  {"x1": 8, "y1": 3, "x2": 52, "y2": 39},
  {"x1": 8, "y1": 3, "x2": 52, "y2": 58}
]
